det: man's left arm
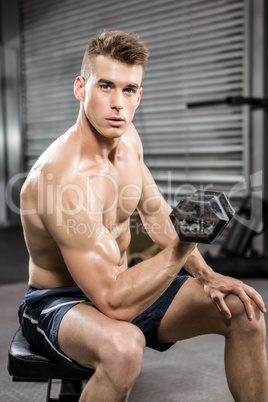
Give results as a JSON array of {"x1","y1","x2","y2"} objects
[{"x1": 136, "y1": 134, "x2": 266, "y2": 320}]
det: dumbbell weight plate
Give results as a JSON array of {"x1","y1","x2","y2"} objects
[
  {"x1": 194, "y1": 190, "x2": 235, "y2": 221},
  {"x1": 170, "y1": 190, "x2": 235, "y2": 244}
]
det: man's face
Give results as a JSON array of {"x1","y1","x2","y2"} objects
[{"x1": 82, "y1": 55, "x2": 143, "y2": 139}]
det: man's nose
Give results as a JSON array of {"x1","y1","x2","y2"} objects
[{"x1": 111, "y1": 90, "x2": 123, "y2": 110}]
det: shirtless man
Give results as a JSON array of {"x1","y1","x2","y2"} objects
[{"x1": 19, "y1": 30, "x2": 267, "y2": 402}]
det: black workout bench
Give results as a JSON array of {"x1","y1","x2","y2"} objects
[{"x1": 8, "y1": 327, "x2": 94, "y2": 402}]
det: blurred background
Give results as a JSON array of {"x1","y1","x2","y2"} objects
[{"x1": 1, "y1": 0, "x2": 268, "y2": 283}]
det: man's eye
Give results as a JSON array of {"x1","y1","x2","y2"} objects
[
  {"x1": 101, "y1": 85, "x2": 110, "y2": 90},
  {"x1": 124, "y1": 88, "x2": 135, "y2": 94}
]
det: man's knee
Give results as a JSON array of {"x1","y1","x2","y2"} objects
[
  {"x1": 99, "y1": 323, "x2": 145, "y2": 393},
  {"x1": 225, "y1": 294, "x2": 266, "y2": 339},
  {"x1": 109, "y1": 323, "x2": 145, "y2": 365}
]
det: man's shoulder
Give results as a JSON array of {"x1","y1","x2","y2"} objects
[
  {"x1": 123, "y1": 123, "x2": 143, "y2": 158},
  {"x1": 35, "y1": 128, "x2": 79, "y2": 176},
  {"x1": 124, "y1": 123, "x2": 140, "y2": 142},
  {"x1": 21, "y1": 128, "x2": 81, "y2": 202}
]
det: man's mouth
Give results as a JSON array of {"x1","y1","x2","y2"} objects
[{"x1": 106, "y1": 116, "x2": 125, "y2": 127}]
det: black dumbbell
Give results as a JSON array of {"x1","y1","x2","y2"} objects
[{"x1": 170, "y1": 190, "x2": 235, "y2": 244}]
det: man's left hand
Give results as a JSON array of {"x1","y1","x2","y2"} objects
[{"x1": 202, "y1": 271, "x2": 266, "y2": 320}]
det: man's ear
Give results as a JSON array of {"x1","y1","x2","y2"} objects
[
  {"x1": 74, "y1": 76, "x2": 85, "y2": 101},
  {"x1": 135, "y1": 88, "x2": 143, "y2": 109}
]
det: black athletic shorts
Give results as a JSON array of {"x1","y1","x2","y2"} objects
[{"x1": 18, "y1": 274, "x2": 189, "y2": 371}]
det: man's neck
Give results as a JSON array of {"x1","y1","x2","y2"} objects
[{"x1": 75, "y1": 109, "x2": 122, "y2": 165}]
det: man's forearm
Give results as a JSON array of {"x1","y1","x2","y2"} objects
[
  {"x1": 140, "y1": 207, "x2": 214, "y2": 285},
  {"x1": 104, "y1": 239, "x2": 196, "y2": 322},
  {"x1": 147, "y1": 214, "x2": 214, "y2": 284}
]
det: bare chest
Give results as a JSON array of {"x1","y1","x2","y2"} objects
[
  {"x1": 88, "y1": 156, "x2": 142, "y2": 256},
  {"x1": 84, "y1": 150, "x2": 142, "y2": 223},
  {"x1": 103, "y1": 161, "x2": 142, "y2": 225}
]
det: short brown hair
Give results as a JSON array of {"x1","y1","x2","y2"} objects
[{"x1": 81, "y1": 30, "x2": 149, "y2": 80}]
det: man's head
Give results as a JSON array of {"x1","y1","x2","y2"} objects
[
  {"x1": 81, "y1": 30, "x2": 149, "y2": 81},
  {"x1": 74, "y1": 31, "x2": 148, "y2": 140}
]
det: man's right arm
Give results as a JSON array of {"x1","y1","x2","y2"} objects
[{"x1": 43, "y1": 190, "x2": 195, "y2": 321}]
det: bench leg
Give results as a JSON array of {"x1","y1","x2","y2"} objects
[
  {"x1": 46, "y1": 379, "x2": 83, "y2": 402},
  {"x1": 46, "y1": 379, "x2": 53, "y2": 402}
]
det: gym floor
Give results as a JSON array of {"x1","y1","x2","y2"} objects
[{"x1": 1, "y1": 227, "x2": 268, "y2": 401}]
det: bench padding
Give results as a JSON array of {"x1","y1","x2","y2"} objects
[{"x1": 8, "y1": 328, "x2": 94, "y2": 380}]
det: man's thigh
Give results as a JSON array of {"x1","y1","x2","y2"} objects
[
  {"x1": 158, "y1": 277, "x2": 231, "y2": 344},
  {"x1": 58, "y1": 302, "x2": 144, "y2": 369}
]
